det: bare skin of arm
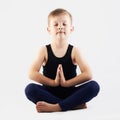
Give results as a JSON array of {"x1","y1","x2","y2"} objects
[
  {"x1": 29, "y1": 46, "x2": 92, "y2": 112},
  {"x1": 28, "y1": 46, "x2": 60, "y2": 87},
  {"x1": 29, "y1": 46, "x2": 92, "y2": 88},
  {"x1": 59, "y1": 47, "x2": 93, "y2": 87}
]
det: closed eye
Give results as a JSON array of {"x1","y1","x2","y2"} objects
[
  {"x1": 63, "y1": 23, "x2": 66, "y2": 26},
  {"x1": 54, "y1": 23, "x2": 58, "y2": 26}
]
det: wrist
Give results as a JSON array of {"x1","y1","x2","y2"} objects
[
  {"x1": 60, "y1": 79, "x2": 67, "y2": 87},
  {"x1": 53, "y1": 79, "x2": 59, "y2": 87},
  {"x1": 64, "y1": 80, "x2": 69, "y2": 87},
  {"x1": 62, "y1": 80, "x2": 72, "y2": 87}
]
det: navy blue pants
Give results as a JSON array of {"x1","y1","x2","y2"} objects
[{"x1": 25, "y1": 80, "x2": 100, "y2": 111}]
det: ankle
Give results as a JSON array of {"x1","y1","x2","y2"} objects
[{"x1": 54, "y1": 104, "x2": 61, "y2": 111}]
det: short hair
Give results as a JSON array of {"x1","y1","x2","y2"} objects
[{"x1": 48, "y1": 8, "x2": 72, "y2": 25}]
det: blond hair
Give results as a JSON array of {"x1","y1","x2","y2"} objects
[{"x1": 48, "y1": 8, "x2": 72, "y2": 25}]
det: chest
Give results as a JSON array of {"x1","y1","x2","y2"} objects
[{"x1": 52, "y1": 48, "x2": 68, "y2": 58}]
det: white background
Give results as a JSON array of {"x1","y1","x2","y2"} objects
[{"x1": 0, "y1": 0, "x2": 120, "y2": 120}]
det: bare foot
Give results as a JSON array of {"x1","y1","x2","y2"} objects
[
  {"x1": 36, "y1": 101, "x2": 61, "y2": 112},
  {"x1": 73, "y1": 103, "x2": 87, "y2": 110}
]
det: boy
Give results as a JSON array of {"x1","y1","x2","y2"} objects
[{"x1": 25, "y1": 8, "x2": 100, "y2": 112}]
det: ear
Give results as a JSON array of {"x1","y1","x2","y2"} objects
[
  {"x1": 47, "y1": 27, "x2": 51, "y2": 33},
  {"x1": 70, "y1": 26, "x2": 74, "y2": 33}
]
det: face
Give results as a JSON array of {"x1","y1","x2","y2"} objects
[{"x1": 47, "y1": 14, "x2": 74, "y2": 40}]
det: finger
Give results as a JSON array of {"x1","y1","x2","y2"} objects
[
  {"x1": 59, "y1": 64, "x2": 61, "y2": 69},
  {"x1": 60, "y1": 66, "x2": 63, "y2": 73},
  {"x1": 57, "y1": 64, "x2": 61, "y2": 68},
  {"x1": 56, "y1": 65, "x2": 60, "y2": 73}
]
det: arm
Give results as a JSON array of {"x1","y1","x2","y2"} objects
[
  {"x1": 29, "y1": 46, "x2": 59, "y2": 87},
  {"x1": 60, "y1": 47, "x2": 93, "y2": 87}
]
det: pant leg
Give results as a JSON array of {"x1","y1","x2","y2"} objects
[
  {"x1": 25, "y1": 83, "x2": 61, "y2": 104},
  {"x1": 59, "y1": 80, "x2": 100, "y2": 111}
]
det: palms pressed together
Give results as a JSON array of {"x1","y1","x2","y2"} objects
[{"x1": 36, "y1": 64, "x2": 67, "y2": 112}]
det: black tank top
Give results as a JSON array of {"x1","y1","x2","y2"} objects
[{"x1": 43, "y1": 44, "x2": 77, "y2": 80}]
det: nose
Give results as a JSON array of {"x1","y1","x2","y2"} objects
[{"x1": 58, "y1": 25, "x2": 63, "y2": 30}]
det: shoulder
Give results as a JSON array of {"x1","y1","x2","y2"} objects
[
  {"x1": 38, "y1": 45, "x2": 48, "y2": 53},
  {"x1": 72, "y1": 46, "x2": 86, "y2": 62},
  {"x1": 37, "y1": 45, "x2": 48, "y2": 58},
  {"x1": 72, "y1": 46, "x2": 79, "y2": 52},
  {"x1": 69, "y1": 44, "x2": 80, "y2": 52},
  {"x1": 72, "y1": 46, "x2": 81, "y2": 57},
  {"x1": 71, "y1": 46, "x2": 82, "y2": 63}
]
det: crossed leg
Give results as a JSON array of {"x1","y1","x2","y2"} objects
[{"x1": 25, "y1": 81, "x2": 100, "y2": 112}]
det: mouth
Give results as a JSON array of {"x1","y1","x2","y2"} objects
[{"x1": 57, "y1": 31, "x2": 65, "y2": 34}]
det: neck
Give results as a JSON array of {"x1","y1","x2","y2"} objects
[{"x1": 51, "y1": 39, "x2": 68, "y2": 48}]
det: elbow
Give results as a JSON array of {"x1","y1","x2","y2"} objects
[
  {"x1": 28, "y1": 73, "x2": 33, "y2": 80},
  {"x1": 28, "y1": 70, "x2": 35, "y2": 80},
  {"x1": 88, "y1": 74, "x2": 93, "y2": 80},
  {"x1": 28, "y1": 70, "x2": 40, "y2": 82},
  {"x1": 86, "y1": 72, "x2": 93, "y2": 81}
]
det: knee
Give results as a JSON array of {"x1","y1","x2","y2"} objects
[
  {"x1": 88, "y1": 81, "x2": 100, "y2": 97},
  {"x1": 25, "y1": 83, "x2": 37, "y2": 97}
]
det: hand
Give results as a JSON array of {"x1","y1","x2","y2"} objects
[
  {"x1": 59, "y1": 64, "x2": 68, "y2": 87},
  {"x1": 54, "y1": 64, "x2": 61, "y2": 86}
]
